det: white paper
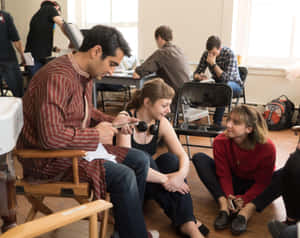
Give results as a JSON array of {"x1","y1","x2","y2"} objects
[
  {"x1": 24, "y1": 52, "x2": 34, "y2": 66},
  {"x1": 83, "y1": 143, "x2": 117, "y2": 163}
]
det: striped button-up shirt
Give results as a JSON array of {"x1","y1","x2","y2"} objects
[
  {"x1": 193, "y1": 46, "x2": 241, "y2": 85},
  {"x1": 17, "y1": 54, "x2": 128, "y2": 199}
]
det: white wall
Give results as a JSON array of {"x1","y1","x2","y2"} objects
[
  {"x1": 138, "y1": 0, "x2": 234, "y2": 63},
  {"x1": 246, "y1": 68, "x2": 300, "y2": 106}
]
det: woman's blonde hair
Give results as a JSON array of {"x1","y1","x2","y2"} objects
[
  {"x1": 127, "y1": 78, "x2": 175, "y2": 110},
  {"x1": 226, "y1": 105, "x2": 268, "y2": 150}
]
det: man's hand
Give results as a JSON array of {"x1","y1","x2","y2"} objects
[
  {"x1": 194, "y1": 73, "x2": 208, "y2": 81},
  {"x1": 113, "y1": 113, "x2": 139, "y2": 135},
  {"x1": 207, "y1": 53, "x2": 216, "y2": 66},
  {"x1": 132, "y1": 72, "x2": 141, "y2": 79},
  {"x1": 163, "y1": 172, "x2": 190, "y2": 195},
  {"x1": 95, "y1": 122, "x2": 118, "y2": 144}
]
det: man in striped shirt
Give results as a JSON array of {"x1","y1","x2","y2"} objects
[
  {"x1": 18, "y1": 25, "x2": 158, "y2": 238},
  {"x1": 193, "y1": 35, "x2": 242, "y2": 127}
]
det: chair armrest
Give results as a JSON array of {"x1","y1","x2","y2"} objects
[
  {"x1": 13, "y1": 149, "x2": 87, "y2": 184},
  {"x1": 0, "y1": 200, "x2": 112, "y2": 238},
  {"x1": 13, "y1": 149, "x2": 86, "y2": 159}
]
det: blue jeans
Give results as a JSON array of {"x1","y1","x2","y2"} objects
[
  {"x1": 213, "y1": 81, "x2": 242, "y2": 125},
  {"x1": 28, "y1": 58, "x2": 43, "y2": 78},
  {"x1": 103, "y1": 148, "x2": 150, "y2": 238},
  {"x1": 0, "y1": 62, "x2": 23, "y2": 97}
]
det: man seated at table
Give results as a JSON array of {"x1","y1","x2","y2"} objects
[
  {"x1": 133, "y1": 25, "x2": 190, "y2": 109},
  {"x1": 17, "y1": 25, "x2": 159, "y2": 238},
  {"x1": 193, "y1": 35, "x2": 242, "y2": 128}
]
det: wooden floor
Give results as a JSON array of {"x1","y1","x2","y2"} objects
[{"x1": 1, "y1": 106, "x2": 298, "y2": 238}]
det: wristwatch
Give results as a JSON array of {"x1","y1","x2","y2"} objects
[{"x1": 211, "y1": 63, "x2": 217, "y2": 69}]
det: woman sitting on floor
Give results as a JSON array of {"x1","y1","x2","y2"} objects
[
  {"x1": 116, "y1": 78, "x2": 209, "y2": 238},
  {"x1": 192, "y1": 105, "x2": 276, "y2": 236}
]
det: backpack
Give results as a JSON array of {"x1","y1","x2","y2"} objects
[{"x1": 263, "y1": 95, "x2": 295, "y2": 130}]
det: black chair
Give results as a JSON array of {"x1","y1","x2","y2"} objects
[
  {"x1": 173, "y1": 82, "x2": 232, "y2": 158},
  {"x1": 233, "y1": 66, "x2": 248, "y2": 105},
  {"x1": 96, "y1": 83, "x2": 131, "y2": 112}
]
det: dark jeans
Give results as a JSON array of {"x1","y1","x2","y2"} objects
[
  {"x1": 103, "y1": 148, "x2": 150, "y2": 238},
  {"x1": 253, "y1": 149, "x2": 300, "y2": 220},
  {"x1": 192, "y1": 153, "x2": 257, "y2": 202},
  {"x1": 213, "y1": 81, "x2": 242, "y2": 126},
  {"x1": 0, "y1": 62, "x2": 23, "y2": 97},
  {"x1": 278, "y1": 225, "x2": 297, "y2": 238},
  {"x1": 145, "y1": 152, "x2": 195, "y2": 227},
  {"x1": 27, "y1": 58, "x2": 43, "y2": 77}
]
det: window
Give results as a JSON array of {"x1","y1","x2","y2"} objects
[
  {"x1": 67, "y1": 0, "x2": 138, "y2": 56},
  {"x1": 233, "y1": 0, "x2": 300, "y2": 66}
]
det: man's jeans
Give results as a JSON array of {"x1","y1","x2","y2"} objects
[
  {"x1": 213, "y1": 81, "x2": 242, "y2": 126},
  {"x1": 103, "y1": 148, "x2": 150, "y2": 238},
  {"x1": 28, "y1": 58, "x2": 43, "y2": 78}
]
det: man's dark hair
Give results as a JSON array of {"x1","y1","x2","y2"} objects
[
  {"x1": 79, "y1": 25, "x2": 131, "y2": 59},
  {"x1": 154, "y1": 25, "x2": 173, "y2": 42},
  {"x1": 41, "y1": 1, "x2": 61, "y2": 12},
  {"x1": 206, "y1": 35, "x2": 221, "y2": 51}
]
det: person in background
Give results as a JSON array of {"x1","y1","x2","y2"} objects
[
  {"x1": 192, "y1": 105, "x2": 276, "y2": 236},
  {"x1": 116, "y1": 78, "x2": 209, "y2": 238},
  {"x1": 193, "y1": 35, "x2": 242, "y2": 128},
  {"x1": 25, "y1": 0, "x2": 67, "y2": 77},
  {"x1": 0, "y1": 10, "x2": 25, "y2": 97},
  {"x1": 133, "y1": 25, "x2": 190, "y2": 110},
  {"x1": 18, "y1": 25, "x2": 159, "y2": 238}
]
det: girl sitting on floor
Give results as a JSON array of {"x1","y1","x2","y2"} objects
[
  {"x1": 192, "y1": 105, "x2": 276, "y2": 236},
  {"x1": 116, "y1": 78, "x2": 209, "y2": 238}
]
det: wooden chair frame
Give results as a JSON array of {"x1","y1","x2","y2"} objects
[
  {"x1": 12, "y1": 149, "x2": 110, "y2": 238},
  {"x1": 1, "y1": 200, "x2": 112, "y2": 238}
]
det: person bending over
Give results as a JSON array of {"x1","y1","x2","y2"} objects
[{"x1": 18, "y1": 25, "x2": 158, "y2": 238}]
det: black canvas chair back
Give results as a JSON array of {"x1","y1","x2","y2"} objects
[
  {"x1": 96, "y1": 83, "x2": 131, "y2": 112},
  {"x1": 173, "y1": 82, "x2": 232, "y2": 153}
]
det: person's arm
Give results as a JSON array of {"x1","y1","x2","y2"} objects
[
  {"x1": 160, "y1": 117, "x2": 189, "y2": 178},
  {"x1": 135, "y1": 50, "x2": 161, "y2": 78},
  {"x1": 214, "y1": 137, "x2": 235, "y2": 197},
  {"x1": 214, "y1": 51, "x2": 239, "y2": 83},
  {"x1": 158, "y1": 117, "x2": 190, "y2": 194},
  {"x1": 237, "y1": 144, "x2": 276, "y2": 204},
  {"x1": 47, "y1": 6, "x2": 69, "y2": 40},
  {"x1": 91, "y1": 108, "x2": 115, "y2": 123},
  {"x1": 12, "y1": 40, "x2": 25, "y2": 64},
  {"x1": 6, "y1": 12, "x2": 25, "y2": 63},
  {"x1": 193, "y1": 52, "x2": 208, "y2": 80},
  {"x1": 53, "y1": 16, "x2": 70, "y2": 39}
]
